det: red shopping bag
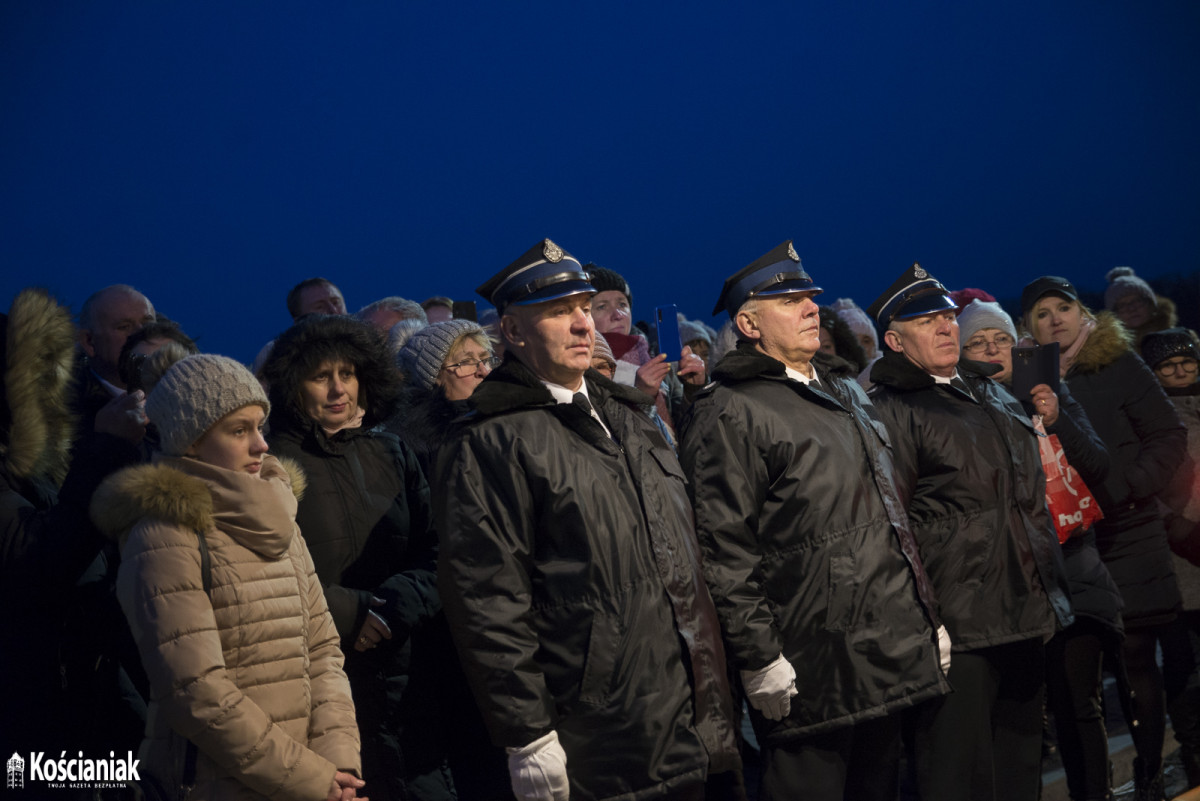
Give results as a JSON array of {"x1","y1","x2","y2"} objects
[{"x1": 1034, "y1": 416, "x2": 1104, "y2": 544}]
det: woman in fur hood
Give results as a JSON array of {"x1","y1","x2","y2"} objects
[
  {"x1": 91, "y1": 354, "x2": 364, "y2": 801},
  {"x1": 262, "y1": 315, "x2": 452, "y2": 801},
  {"x1": 1023, "y1": 275, "x2": 1188, "y2": 800},
  {"x1": 0, "y1": 288, "x2": 145, "y2": 763}
]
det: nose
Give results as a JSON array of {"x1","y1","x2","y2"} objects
[
  {"x1": 984, "y1": 340, "x2": 1001, "y2": 354},
  {"x1": 572, "y1": 307, "x2": 592, "y2": 331},
  {"x1": 329, "y1": 377, "x2": 346, "y2": 397},
  {"x1": 252, "y1": 431, "x2": 269, "y2": 454},
  {"x1": 476, "y1": 358, "x2": 493, "y2": 376}
]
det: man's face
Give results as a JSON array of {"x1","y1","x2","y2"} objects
[
  {"x1": 295, "y1": 283, "x2": 346, "y2": 318},
  {"x1": 501, "y1": 294, "x2": 595, "y2": 390},
  {"x1": 736, "y1": 293, "x2": 821, "y2": 370},
  {"x1": 884, "y1": 310, "x2": 960, "y2": 378},
  {"x1": 80, "y1": 289, "x2": 155, "y2": 387}
]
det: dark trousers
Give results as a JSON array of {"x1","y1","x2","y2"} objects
[
  {"x1": 1046, "y1": 620, "x2": 1110, "y2": 800},
  {"x1": 1123, "y1": 624, "x2": 1169, "y2": 774},
  {"x1": 759, "y1": 713, "x2": 901, "y2": 801},
  {"x1": 1161, "y1": 610, "x2": 1200, "y2": 750},
  {"x1": 902, "y1": 638, "x2": 1046, "y2": 801}
]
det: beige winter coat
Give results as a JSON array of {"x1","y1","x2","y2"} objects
[{"x1": 92, "y1": 453, "x2": 360, "y2": 800}]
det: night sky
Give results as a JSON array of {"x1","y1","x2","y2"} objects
[{"x1": 2, "y1": 2, "x2": 1197, "y2": 362}]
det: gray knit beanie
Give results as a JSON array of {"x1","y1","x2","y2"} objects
[
  {"x1": 1105, "y1": 267, "x2": 1157, "y2": 312},
  {"x1": 593, "y1": 331, "x2": 617, "y2": 371},
  {"x1": 830, "y1": 298, "x2": 878, "y2": 351},
  {"x1": 957, "y1": 299, "x2": 1017, "y2": 343},
  {"x1": 397, "y1": 319, "x2": 487, "y2": 391},
  {"x1": 147, "y1": 354, "x2": 270, "y2": 456},
  {"x1": 678, "y1": 317, "x2": 715, "y2": 348}
]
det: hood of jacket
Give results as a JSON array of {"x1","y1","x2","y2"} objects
[
  {"x1": 1, "y1": 288, "x2": 78, "y2": 485},
  {"x1": 869, "y1": 348, "x2": 999, "y2": 391},
  {"x1": 469, "y1": 354, "x2": 652, "y2": 419},
  {"x1": 91, "y1": 453, "x2": 306, "y2": 559},
  {"x1": 1071, "y1": 312, "x2": 1135, "y2": 376},
  {"x1": 390, "y1": 385, "x2": 468, "y2": 458}
]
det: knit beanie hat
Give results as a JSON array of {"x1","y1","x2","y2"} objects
[
  {"x1": 830, "y1": 298, "x2": 878, "y2": 351},
  {"x1": 1105, "y1": 267, "x2": 1157, "y2": 312},
  {"x1": 147, "y1": 354, "x2": 269, "y2": 456},
  {"x1": 678, "y1": 317, "x2": 715, "y2": 348},
  {"x1": 593, "y1": 331, "x2": 617, "y2": 372},
  {"x1": 584, "y1": 264, "x2": 633, "y2": 305},
  {"x1": 397, "y1": 319, "x2": 487, "y2": 391},
  {"x1": 948, "y1": 288, "x2": 997, "y2": 315},
  {"x1": 956, "y1": 299, "x2": 1017, "y2": 343},
  {"x1": 1141, "y1": 327, "x2": 1199, "y2": 370}
]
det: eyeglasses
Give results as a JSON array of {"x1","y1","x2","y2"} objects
[
  {"x1": 443, "y1": 355, "x2": 501, "y2": 378},
  {"x1": 962, "y1": 333, "x2": 1015, "y2": 354},
  {"x1": 1156, "y1": 358, "x2": 1198, "y2": 376}
]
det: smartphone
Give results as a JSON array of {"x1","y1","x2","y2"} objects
[
  {"x1": 655, "y1": 305, "x2": 681, "y2": 362},
  {"x1": 451, "y1": 300, "x2": 478, "y2": 322},
  {"x1": 1011, "y1": 341, "x2": 1060, "y2": 398}
]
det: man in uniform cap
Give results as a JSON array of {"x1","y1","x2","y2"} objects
[
  {"x1": 866, "y1": 263, "x2": 1072, "y2": 801},
  {"x1": 434, "y1": 239, "x2": 740, "y2": 801},
  {"x1": 679, "y1": 241, "x2": 950, "y2": 801}
]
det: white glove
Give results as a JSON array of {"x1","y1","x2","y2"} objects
[
  {"x1": 936, "y1": 624, "x2": 952, "y2": 674},
  {"x1": 740, "y1": 654, "x2": 798, "y2": 721},
  {"x1": 506, "y1": 730, "x2": 569, "y2": 801}
]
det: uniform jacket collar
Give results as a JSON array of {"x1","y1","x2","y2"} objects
[
  {"x1": 869, "y1": 349, "x2": 999, "y2": 392},
  {"x1": 470, "y1": 354, "x2": 651, "y2": 419}
]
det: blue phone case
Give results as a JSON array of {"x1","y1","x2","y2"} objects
[{"x1": 655, "y1": 305, "x2": 681, "y2": 361}]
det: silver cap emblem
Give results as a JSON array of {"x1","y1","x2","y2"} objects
[
  {"x1": 543, "y1": 239, "x2": 564, "y2": 263},
  {"x1": 913, "y1": 263, "x2": 928, "y2": 279},
  {"x1": 787, "y1": 243, "x2": 800, "y2": 262}
]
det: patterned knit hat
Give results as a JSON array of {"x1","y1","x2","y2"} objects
[
  {"x1": 592, "y1": 331, "x2": 617, "y2": 372},
  {"x1": 1140, "y1": 327, "x2": 1199, "y2": 370},
  {"x1": 397, "y1": 319, "x2": 487, "y2": 391},
  {"x1": 1105, "y1": 267, "x2": 1157, "y2": 312},
  {"x1": 147, "y1": 354, "x2": 269, "y2": 456},
  {"x1": 829, "y1": 298, "x2": 877, "y2": 350}
]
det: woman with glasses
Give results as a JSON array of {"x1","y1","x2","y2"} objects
[
  {"x1": 1142, "y1": 328, "x2": 1200, "y2": 790},
  {"x1": 262, "y1": 314, "x2": 452, "y2": 801},
  {"x1": 1022, "y1": 277, "x2": 1188, "y2": 801},
  {"x1": 960, "y1": 298, "x2": 1121, "y2": 801}
]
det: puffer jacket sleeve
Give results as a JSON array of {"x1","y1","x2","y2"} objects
[
  {"x1": 374, "y1": 441, "x2": 439, "y2": 640},
  {"x1": 1118, "y1": 355, "x2": 1187, "y2": 501},
  {"x1": 117, "y1": 520, "x2": 339, "y2": 800},
  {"x1": 679, "y1": 392, "x2": 781, "y2": 670},
  {"x1": 434, "y1": 427, "x2": 554, "y2": 748},
  {"x1": 296, "y1": 536, "x2": 362, "y2": 776},
  {"x1": 1046, "y1": 383, "x2": 1110, "y2": 489}
]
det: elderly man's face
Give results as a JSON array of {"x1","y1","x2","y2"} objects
[
  {"x1": 885, "y1": 310, "x2": 960, "y2": 378},
  {"x1": 80, "y1": 289, "x2": 155, "y2": 387},
  {"x1": 295, "y1": 283, "x2": 346, "y2": 318},
  {"x1": 502, "y1": 294, "x2": 595, "y2": 390},
  {"x1": 736, "y1": 293, "x2": 821, "y2": 371}
]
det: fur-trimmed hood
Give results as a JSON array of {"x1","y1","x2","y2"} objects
[
  {"x1": 0, "y1": 288, "x2": 78, "y2": 484},
  {"x1": 91, "y1": 453, "x2": 306, "y2": 558},
  {"x1": 1071, "y1": 312, "x2": 1135, "y2": 376}
]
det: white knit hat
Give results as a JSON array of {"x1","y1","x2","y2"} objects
[
  {"x1": 397, "y1": 319, "x2": 487, "y2": 391},
  {"x1": 146, "y1": 354, "x2": 269, "y2": 456},
  {"x1": 830, "y1": 298, "x2": 878, "y2": 351},
  {"x1": 956, "y1": 299, "x2": 1017, "y2": 343}
]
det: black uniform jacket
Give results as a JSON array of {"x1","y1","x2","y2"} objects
[
  {"x1": 679, "y1": 344, "x2": 951, "y2": 745},
  {"x1": 869, "y1": 350, "x2": 1074, "y2": 651},
  {"x1": 434, "y1": 356, "x2": 740, "y2": 801}
]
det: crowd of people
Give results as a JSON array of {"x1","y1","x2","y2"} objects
[{"x1": 0, "y1": 249, "x2": 1195, "y2": 801}]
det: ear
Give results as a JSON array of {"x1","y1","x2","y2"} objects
[
  {"x1": 883, "y1": 329, "x2": 904, "y2": 354},
  {"x1": 78, "y1": 329, "x2": 96, "y2": 358},
  {"x1": 734, "y1": 310, "x2": 760, "y2": 342},
  {"x1": 500, "y1": 314, "x2": 524, "y2": 348}
]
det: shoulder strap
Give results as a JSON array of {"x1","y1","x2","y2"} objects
[
  {"x1": 181, "y1": 528, "x2": 212, "y2": 793},
  {"x1": 195, "y1": 529, "x2": 212, "y2": 597}
]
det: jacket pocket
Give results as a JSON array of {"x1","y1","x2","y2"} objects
[
  {"x1": 823, "y1": 550, "x2": 857, "y2": 633},
  {"x1": 579, "y1": 611, "x2": 621, "y2": 706}
]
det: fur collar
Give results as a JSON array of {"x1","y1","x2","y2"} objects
[
  {"x1": 710, "y1": 343, "x2": 858, "y2": 383},
  {"x1": 469, "y1": 355, "x2": 650, "y2": 419},
  {"x1": 1070, "y1": 312, "x2": 1133, "y2": 376},
  {"x1": 1, "y1": 289, "x2": 78, "y2": 483},
  {"x1": 91, "y1": 454, "x2": 306, "y2": 557},
  {"x1": 390, "y1": 387, "x2": 468, "y2": 458}
]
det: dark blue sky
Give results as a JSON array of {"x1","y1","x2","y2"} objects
[{"x1": 2, "y1": 2, "x2": 1197, "y2": 362}]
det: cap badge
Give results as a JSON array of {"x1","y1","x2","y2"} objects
[
  {"x1": 913, "y1": 264, "x2": 928, "y2": 280},
  {"x1": 543, "y1": 239, "x2": 564, "y2": 264},
  {"x1": 786, "y1": 243, "x2": 800, "y2": 262}
]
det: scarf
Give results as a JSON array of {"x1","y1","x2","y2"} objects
[{"x1": 1058, "y1": 317, "x2": 1096, "y2": 378}]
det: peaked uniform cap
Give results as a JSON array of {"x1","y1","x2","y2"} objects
[
  {"x1": 477, "y1": 238, "x2": 594, "y2": 312},
  {"x1": 866, "y1": 262, "x2": 958, "y2": 327},
  {"x1": 712, "y1": 240, "x2": 823, "y2": 318}
]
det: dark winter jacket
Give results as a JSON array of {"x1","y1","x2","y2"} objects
[
  {"x1": 435, "y1": 356, "x2": 741, "y2": 801},
  {"x1": 869, "y1": 350, "x2": 1073, "y2": 650},
  {"x1": 1061, "y1": 313, "x2": 1187, "y2": 626},
  {"x1": 0, "y1": 288, "x2": 142, "y2": 757},
  {"x1": 679, "y1": 344, "x2": 950, "y2": 745}
]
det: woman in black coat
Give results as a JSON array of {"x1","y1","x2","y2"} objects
[
  {"x1": 263, "y1": 314, "x2": 451, "y2": 801},
  {"x1": 1023, "y1": 276, "x2": 1188, "y2": 800}
]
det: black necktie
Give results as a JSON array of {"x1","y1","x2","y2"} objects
[
  {"x1": 950, "y1": 376, "x2": 974, "y2": 400},
  {"x1": 573, "y1": 392, "x2": 610, "y2": 437}
]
